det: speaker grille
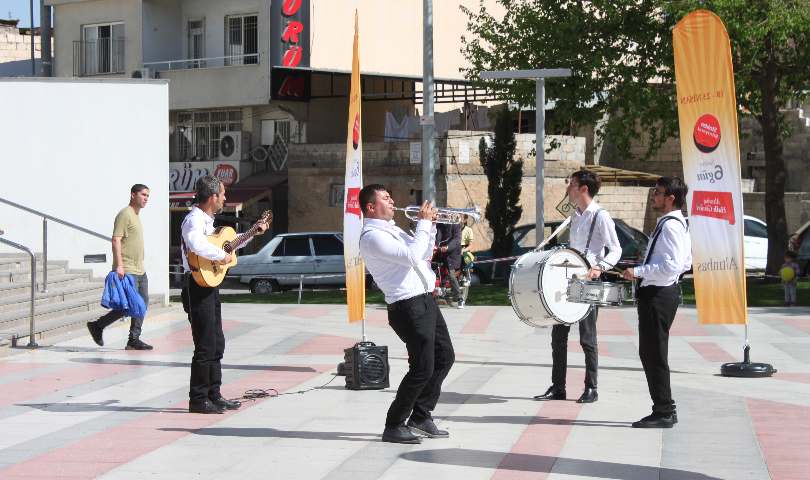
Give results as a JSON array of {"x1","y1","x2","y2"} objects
[{"x1": 360, "y1": 354, "x2": 386, "y2": 383}]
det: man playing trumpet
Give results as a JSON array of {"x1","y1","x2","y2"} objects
[{"x1": 358, "y1": 184, "x2": 455, "y2": 444}]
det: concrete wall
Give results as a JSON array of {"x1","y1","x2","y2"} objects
[
  {"x1": 0, "y1": 78, "x2": 170, "y2": 303},
  {"x1": 743, "y1": 193, "x2": 810, "y2": 234},
  {"x1": 142, "y1": 0, "x2": 182, "y2": 64},
  {"x1": 0, "y1": 25, "x2": 54, "y2": 65}
]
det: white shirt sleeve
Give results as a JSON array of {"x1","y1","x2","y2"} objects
[
  {"x1": 599, "y1": 215, "x2": 623, "y2": 269},
  {"x1": 367, "y1": 219, "x2": 434, "y2": 267},
  {"x1": 182, "y1": 215, "x2": 226, "y2": 262},
  {"x1": 633, "y1": 221, "x2": 687, "y2": 282}
]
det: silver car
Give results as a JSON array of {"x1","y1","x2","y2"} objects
[{"x1": 229, "y1": 232, "x2": 346, "y2": 293}]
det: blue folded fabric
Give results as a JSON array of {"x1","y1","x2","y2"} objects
[{"x1": 101, "y1": 271, "x2": 147, "y2": 318}]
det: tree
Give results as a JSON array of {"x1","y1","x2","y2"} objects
[
  {"x1": 461, "y1": 0, "x2": 810, "y2": 275},
  {"x1": 480, "y1": 107, "x2": 523, "y2": 282}
]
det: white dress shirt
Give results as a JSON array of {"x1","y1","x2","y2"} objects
[
  {"x1": 569, "y1": 201, "x2": 622, "y2": 269},
  {"x1": 633, "y1": 210, "x2": 692, "y2": 287},
  {"x1": 360, "y1": 218, "x2": 437, "y2": 304},
  {"x1": 181, "y1": 206, "x2": 225, "y2": 273}
]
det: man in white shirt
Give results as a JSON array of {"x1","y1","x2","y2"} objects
[
  {"x1": 622, "y1": 176, "x2": 692, "y2": 428},
  {"x1": 535, "y1": 169, "x2": 622, "y2": 404},
  {"x1": 358, "y1": 184, "x2": 455, "y2": 444},
  {"x1": 182, "y1": 175, "x2": 267, "y2": 414}
]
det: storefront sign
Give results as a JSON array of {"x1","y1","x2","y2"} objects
[
  {"x1": 271, "y1": 0, "x2": 310, "y2": 68},
  {"x1": 168, "y1": 161, "x2": 240, "y2": 192}
]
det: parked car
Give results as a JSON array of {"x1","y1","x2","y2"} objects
[
  {"x1": 742, "y1": 215, "x2": 768, "y2": 270},
  {"x1": 229, "y1": 232, "x2": 348, "y2": 293},
  {"x1": 470, "y1": 218, "x2": 651, "y2": 284},
  {"x1": 789, "y1": 219, "x2": 810, "y2": 276}
]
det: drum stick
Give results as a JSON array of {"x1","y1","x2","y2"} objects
[
  {"x1": 594, "y1": 255, "x2": 627, "y2": 276},
  {"x1": 535, "y1": 216, "x2": 572, "y2": 251}
]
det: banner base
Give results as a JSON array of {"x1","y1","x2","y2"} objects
[{"x1": 720, "y1": 345, "x2": 776, "y2": 378}]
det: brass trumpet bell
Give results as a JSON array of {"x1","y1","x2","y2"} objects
[{"x1": 393, "y1": 204, "x2": 481, "y2": 225}]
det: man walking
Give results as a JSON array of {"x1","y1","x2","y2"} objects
[
  {"x1": 87, "y1": 184, "x2": 153, "y2": 350},
  {"x1": 359, "y1": 184, "x2": 455, "y2": 444},
  {"x1": 623, "y1": 176, "x2": 692, "y2": 428},
  {"x1": 534, "y1": 169, "x2": 622, "y2": 403},
  {"x1": 436, "y1": 221, "x2": 464, "y2": 308}
]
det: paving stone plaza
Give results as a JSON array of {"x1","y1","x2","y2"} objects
[{"x1": 0, "y1": 302, "x2": 808, "y2": 479}]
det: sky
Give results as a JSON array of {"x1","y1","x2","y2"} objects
[{"x1": 4, "y1": 0, "x2": 45, "y2": 29}]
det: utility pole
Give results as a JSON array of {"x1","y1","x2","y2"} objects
[
  {"x1": 30, "y1": 0, "x2": 35, "y2": 77},
  {"x1": 40, "y1": 1, "x2": 51, "y2": 77},
  {"x1": 421, "y1": 0, "x2": 435, "y2": 203},
  {"x1": 479, "y1": 69, "x2": 571, "y2": 245}
]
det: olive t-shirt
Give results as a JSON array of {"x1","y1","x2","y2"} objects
[
  {"x1": 111, "y1": 206, "x2": 145, "y2": 275},
  {"x1": 462, "y1": 225, "x2": 474, "y2": 247}
]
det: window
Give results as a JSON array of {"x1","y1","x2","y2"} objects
[
  {"x1": 312, "y1": 236, "x2": 344, "y2": 256},
  {"x1": 329, "y1": 185, "x2": 345, "y2": 207},
  {"x1": 275, "y1": 237, "x2": 312, "y2": 257},
  {"x1": 188, "y1": 19, "x2": 205, "y2": 68},
  {"x1": 225, "y1": 14, "x2": 258, "y2": 66},
  {"x1": 745, "y1": 219, "x2": 768, "y2": 238},
  {"x1": 176, "y1": 109, "x2": 243, "y2": 161},
  {"x1": 76, "y1": 22, "x2": 124, "y2": 75}
]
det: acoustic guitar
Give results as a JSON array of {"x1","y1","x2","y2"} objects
[{"x1": 189, "y1": 210, "x2": 273, "y2": 287}]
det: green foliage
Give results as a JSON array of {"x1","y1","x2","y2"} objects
[
  {"x1": 480, "y1": 108, "x2": 523, "y2": 260},
  {"x1": 461, "y1": 0, "x2": 680, "y2": 162}
]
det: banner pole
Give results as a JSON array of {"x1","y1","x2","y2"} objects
[{"x1": 362, "y1": 318, "x2": 367, "y2": 342}]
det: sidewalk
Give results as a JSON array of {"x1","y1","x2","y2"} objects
[{"x1": 0, "y1": 301, "x2": 807, "y2": 479}]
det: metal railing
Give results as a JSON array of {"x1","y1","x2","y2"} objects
[
  {"x1": 143, "y1": 53, "x2": 259, "y2": 72},
  {"x1": 73, "y1": 37, "x2": 125, "y2": 76},
  {"x1": 0, "y1": 234, "x2": 38, "y2": 346},
  {"x1": 0, "y1": 198, "x2": 111, "y2": 293}
]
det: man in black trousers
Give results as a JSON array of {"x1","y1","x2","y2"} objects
[
  {"x1": 181, "y1": 175, "x2": 267, "y2": 414},
  {"x1": 622, "y1": 176, "x2": 692, "y2": 428}
]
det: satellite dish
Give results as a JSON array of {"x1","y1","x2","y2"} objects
[{"x1": 220, "y1": 134, "x2": 235, "y2": 158}]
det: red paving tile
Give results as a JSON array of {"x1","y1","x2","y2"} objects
[
  {"x1": 112, "y1": 319, "x2": 243, "y2": 355},
  {"x1": 0, "y1": 364, "x2": 141, "y2": 408},
  {"x1": 492, "y1": 370, "x2": 584, "y2": 479},
  {"x1": 460, "y1": 308, "x2": 497, "y2": 334},
  {"x1": 285, "y1": 334, "x2": 359, "y2": 355},
  {"x1": 364, "y1": 309, "x2": 391, "y2": 328},
  {"x1": 778, "y1": 317, "x2": 810, "y2": 335},
  {"x1": 0, "y1": 363, "x2": 56, "y2": 377},
  {"x1": 567, "y1": 341, "x2": 612, "y2": 357},
  {"x1": 283, "y1": 307, "x2": 339, "y2": 319},
  {"x1": 773, "y1": 373, "x2": 810, "y2": 384},
  {"x1": 0, "y1": 364, "x2": 333, "y2": 480},
  {"x1": 595, "y1": 310, "x2": 634, "y2": 336},
  {"x1": 688, "y1": 342, "x2": 737, "y2": 363},
  {"x1": 746, "y1": 397, "x2": 810, "y2": 480},
  {"x1": 669, "y1": 313, "x2": 710, "y2": 336}
]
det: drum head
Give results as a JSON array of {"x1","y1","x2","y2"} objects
[{"x1": 539, "y1": 248, "x2": 592, "y2": 324}]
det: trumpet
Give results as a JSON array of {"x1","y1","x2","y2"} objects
[{"x1": 393, "y1": 204, "x2": 481, "y2": 224}]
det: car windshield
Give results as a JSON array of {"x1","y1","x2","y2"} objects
[{"x1": 614, "y1": 219, "x2": 648, "y2": 247}]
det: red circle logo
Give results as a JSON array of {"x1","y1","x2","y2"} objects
[
  {"x1": 693, "y1": 114, "x2": 721, "y2": 153},
  {"x1": 214, "y1": 164, "x2": 238, "y2": 187}
]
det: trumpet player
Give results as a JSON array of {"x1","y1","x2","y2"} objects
[{"x1": 358, "y1": 184, "x2": 455, "y2": 444}]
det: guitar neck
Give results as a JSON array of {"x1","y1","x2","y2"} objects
[{"x1": 225, "y1": 223, "x2": 261, "y2": 253}]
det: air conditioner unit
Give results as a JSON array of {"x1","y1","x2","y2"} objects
[
  {"x1": 219, "y1": 131, "x2": 251, "y2": 161},
  {"x1": 132, "y1": 68, "x2": 156, "y2": 79}
]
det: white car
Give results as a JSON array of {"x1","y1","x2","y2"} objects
[
  {"x1": 229, "y1": 232, "x2": 347, "y2": 293},
  {"x1": 743, "y1": 215, "x2": 768, "y2": 270}
]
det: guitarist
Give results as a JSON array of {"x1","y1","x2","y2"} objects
[{"x1": 181, "y1": 175, "x2": 268, "y2": 414}]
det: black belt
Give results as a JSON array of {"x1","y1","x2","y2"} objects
[{"x1": 387, "y1": 293, "x2": 431, "y2": 312}]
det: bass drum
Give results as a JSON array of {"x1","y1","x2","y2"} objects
[{"x1": 509, "y1": 247, "x2": 593, "y2": 327}]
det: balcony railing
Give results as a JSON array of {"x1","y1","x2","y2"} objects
[
  {"x1": 143, "y1": 53, "x2": 259, "y2": 72},
  {"x1": 73, "y1": 37, "x2": 125, "y2": 76}
]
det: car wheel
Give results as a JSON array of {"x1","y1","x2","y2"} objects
[
  {"x1": 469, "y1": 268, "x2": 486, "y2": 285},
  {"x1": 250, "y1": 278, "x2": 279, "y2": 294}
]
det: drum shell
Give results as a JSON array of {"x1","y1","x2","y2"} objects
[{"x1": 567, "y1": 279, "x2": 625, "y2": 307}]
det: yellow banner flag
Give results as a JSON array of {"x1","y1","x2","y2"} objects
[
  {"x1": 674, "y1": 10, "x2": 747, "y2": 325},
  {"x1": 343, "y1": 11, "x2": 366, "y2": 323}
]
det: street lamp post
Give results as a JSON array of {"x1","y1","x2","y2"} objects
[{"x1": 479, "y1": 69, "x2": 571, "y2": 245}]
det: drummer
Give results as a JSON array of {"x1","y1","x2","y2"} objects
[{"x1": 534, "y1": 169, "x2": 622, "y2": 404}]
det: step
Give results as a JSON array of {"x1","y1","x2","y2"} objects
[
  {"x1": 0, "y1": 295, "x2": 105, "y2": 331},
  {"x1": 0, "y1": 282, "x2": 105, "y2": 314},
  {"x1": 0, "y1": 295, "x2": 165, "y2": 351},
  {"x1": 0, "y1": 273, "x2": 89, "y2": 299},
  {"x1": 0, "y1": 256, "x2": 43, "y2": 271},
  {"x1": 0, "y1": 262, "x2": 69, "y2": 285}
]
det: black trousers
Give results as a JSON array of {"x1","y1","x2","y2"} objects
[
  {"x1": 636, "y1": 284, "x2": 679, "y2": 416},
  {"x1": 187, "y1": 274, "x2": 225, "y2": 405},
  {"x1": 441, "y1": 258, "x2": 462, "y2": 301},
  {"x1": 385, "y1": 293, "x2": 455, "y2": 428},
  {"x1": 550, "y1": 306, "x2": 598, "y2": 389},
  {"x1": 95, "y1": 272, "x2": 148, "y2": 341}
]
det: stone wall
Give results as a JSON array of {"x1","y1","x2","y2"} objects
[
  {"x1": 0, "y1": 25, "x2": 52, "y2": 65},
  {"x1": 743, "y1": 193, "x2": 810, "y2": 234}
]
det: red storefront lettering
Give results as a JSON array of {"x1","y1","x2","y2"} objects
[
  {"x1": 282, "y1": 21, "x2": 303, "y2": 42},
  {"x1": 282, "y1": 0, "x2": 301, "y2": 16},
  {"x1": 283, "y1": 46, "x2": 303, "y2": 67},
  {"x1": 278, "y1": 75, "x2": 306, "y2": 97}
]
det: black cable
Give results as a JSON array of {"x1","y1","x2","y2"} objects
[{"x1": 227, "y1": 372, "x2": 340, "y2": 403}]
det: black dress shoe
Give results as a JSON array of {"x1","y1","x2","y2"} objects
[
  {"x1": 125, "y1": 339, "x2": 153, "y2": 350},
  {"x1": 189, "y1": 399, "x2": 227, "y2": 414},
  {"x1": 87, "y1": 321, "x2": 104, "y2": 346},
  {"x1": 534, "y1": 385, "x2": 566, "y2": 401},
  {"x1": 632, "y1": 413, "x2": 675, "y2": 428},
  {"x1": 672, "y1": 412, "x2": 678, "y2": 424},
  {"x1": 382, "y1": 425, "x2": 422, "y2": 444},
  {"x1": 407, "y1": 418, "x2": 449, "y2": 438},
  {"x1": 576, "y1": 388, "x2": 598, "y2": 403},
  {"x1": 211, "y1": 397, "x2": 242, "y2": 410}
]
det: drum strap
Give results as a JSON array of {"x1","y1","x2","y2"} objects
[
  {"x1": 583, "y1": 208, "x2": 604, "y2": 258},
  {"x1": 636, "y1": 216, "x2": 687, "y2": 289},
  {"x1": 361, "y1": 228, "x2": 431, "y2": 294}
]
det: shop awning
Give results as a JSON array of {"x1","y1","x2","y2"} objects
[{"x1": 168, "y1": 171, "x2": 288, "y2": 212}]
